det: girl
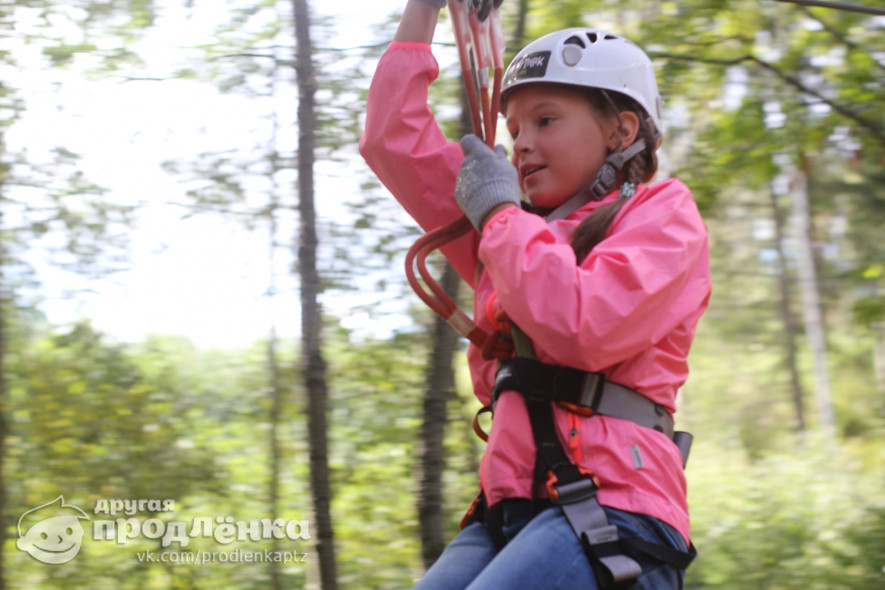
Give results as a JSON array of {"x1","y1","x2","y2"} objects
[{"x1": 360, "y1": 1, "x2": 711, "y2": 588}]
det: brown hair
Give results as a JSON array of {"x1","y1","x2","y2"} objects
[{"x1": 570, "y1": 90, "x2": 659, "y2": 264}]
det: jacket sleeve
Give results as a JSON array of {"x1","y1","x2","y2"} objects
[
  {"x1": 360, "y1": 42, "x2": 481, "y2": 286},
  {"x1": 478, "y1": 179, "x2": 711, "y2": 372}
]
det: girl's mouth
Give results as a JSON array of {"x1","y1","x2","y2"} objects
[{"x1": 522, "y1": 165, "x2": 545, "y2": 180}]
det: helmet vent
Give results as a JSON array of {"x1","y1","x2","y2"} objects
[
  {"x1": 604, "y1": 34, "x2": 618, "y2": 40},
  {"x1": 564, "y1": 35, "x2": 586, "y2": 48},
  {"x1": 586, "y1": 32, "x2": 598, "y2": 44}
]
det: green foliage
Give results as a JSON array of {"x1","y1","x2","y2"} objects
[
  {"x1": 42, "y1": 43, "x2": 99, "y2": 65},
  {"x1": 9, "y1": 323, "x2": 217, "y2": 498},
  {"x1": 686, "y1": 438, "x2": 885, "y2": 589},
  {"x1": 5, "y1": 319, "x2": 312, "y2": 589}
]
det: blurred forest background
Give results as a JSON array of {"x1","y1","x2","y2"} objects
[{"x1": 2, "y1": 0, "x2": 884, "y2": 588}]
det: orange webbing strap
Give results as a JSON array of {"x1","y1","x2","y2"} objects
[
  {"x1": 471, "y1": 405, "x2": 492, "y2": 442},
  {"x1": 405, "y1": 216, "x2": 488, "y2": 348}
]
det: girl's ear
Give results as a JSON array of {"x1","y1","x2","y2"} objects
[{"x1": 607, "y1": 110, "x2": 641, "y2": 151}]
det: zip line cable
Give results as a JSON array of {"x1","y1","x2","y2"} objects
[{"x1": 772, "y1": 0, "x2": 885, "y2": 16}]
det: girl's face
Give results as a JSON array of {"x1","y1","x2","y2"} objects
[{"x1": 505, "y1": 84, "x2": 619, "y2": 210}]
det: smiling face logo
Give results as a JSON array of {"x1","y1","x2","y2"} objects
[{"x1": 16, "y1": 496, "x2": 90, "y2": 565}]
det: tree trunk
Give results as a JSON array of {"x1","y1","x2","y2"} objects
[
  {"x1": 790, "y1": 158, "x2": 835, "y2": 431},
  {"x1": 292, "y1": 1, "x2": 338, "y2": 588},
  {"x1": 769, "y1": 189, "x2": 806, "y2": 433},
  {"x1": 0, "y1": 238, "x2": 7, "y2": 590},
  {"x1": 417, "y1": 260, "x2": 461, "y2": 569},
  {"x1": 512, "y1": 0, "x2": 529, "y2": 46},
  {"x1": 0, "y1": 174, "x2": 7, "y2": 590}
]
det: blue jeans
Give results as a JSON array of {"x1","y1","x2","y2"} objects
[{"x1": 413, "y1": 504, "x2": 687, "y2": 590}]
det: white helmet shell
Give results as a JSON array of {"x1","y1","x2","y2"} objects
[{"x1": 501, "y1": 28, "x2": 664, "y2": 137}]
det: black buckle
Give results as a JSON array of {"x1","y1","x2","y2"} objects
[
  {"x1": 589, "y1": 162, "x2": 618, "y2": 199},
  {"x1": 551, "y1": 477, "x2": 598, "y2": 505},
  {"x1": 578, "y1": 372, "x2": 606, "y2": 410},
  {"x1": 491, "y1": 363, "x2": 514, "y2": 409}
]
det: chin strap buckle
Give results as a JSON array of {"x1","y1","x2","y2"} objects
[{"x1": 587, "y1": 138, "x2": 647, "y2": 200}]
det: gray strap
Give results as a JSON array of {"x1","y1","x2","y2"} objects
[
  {"x1": 587, "y1": 379, "x2": 674, "y2": 438},
  {"x1": 561, "y1": 499, "x2": 643, "y2": 584},
  {"x1": 545, "y1": 188, "x2": 593, "y2": 222}
]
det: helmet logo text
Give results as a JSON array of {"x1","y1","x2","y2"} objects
[{"x1": 503, "y1": 51, "x2": 551, "y2": 86}]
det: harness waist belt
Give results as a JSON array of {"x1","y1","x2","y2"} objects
[
  {"x1": 483, "y1": 356, "x2": 697, "y2": 586},
  {"x1": 492, "y1": 357, "x2": 674, "y2": 439}
]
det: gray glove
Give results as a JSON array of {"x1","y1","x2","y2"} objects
[
  {"x1": 477, "y1": 0, "x2": 504, "y2": 20},
  {"x1": 455, "y1": 134, "x2": 520, "y2": 231},
  {"x1": 416, "y1": 0, "x2": 448, "y2": 8}
]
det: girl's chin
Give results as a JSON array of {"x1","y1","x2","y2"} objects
[{"x1": 527, "y1": 194, "x2": 571, "y2": 210}]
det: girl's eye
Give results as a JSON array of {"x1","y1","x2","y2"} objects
[
  {"x1": 509, "y1": 129, "x2": 519, "y2": 140},
  {"x1": 539, "y1": 116, "x2": 555, "y2": 127}
]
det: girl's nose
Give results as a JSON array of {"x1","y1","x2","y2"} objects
[{"x1": 513, "y1": 130, "x2": 533, "y2": 155}]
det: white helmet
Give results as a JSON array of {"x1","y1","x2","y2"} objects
[{"x1": 501, "y1": 28, "x2": 664, "y2": 137}]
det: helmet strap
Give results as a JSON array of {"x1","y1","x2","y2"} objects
[
  {"x1": 587, "y1": 137, "x2": 646, "y2": 200},
  {"x1": 545, "y1": 137, "x2": 646, "y2": 223},
  {"x1": 545, "y1": 187, "x2": 594, "y2": 222}
]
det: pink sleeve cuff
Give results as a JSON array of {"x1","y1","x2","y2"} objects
[
  {"x1": 482, "y1": 205, "x2": 521, "y2": 236},
  {"x1": 389, "y1": 41, "x2": 433, "y2": 52}
]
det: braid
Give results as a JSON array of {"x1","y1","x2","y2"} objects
[
  {"x1": 624, "y1": 122, "x2": 657, "y2": 186},
  {"x1": 571, "y1": 199, "x2": 624, "y2": 264},
  {"x1": 571, "y1": 95, "x2": 658, "y2": 264}
]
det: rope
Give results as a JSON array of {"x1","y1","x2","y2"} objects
[{"x1": 403, "y1": 0, "x2": 506, "y2": 350}]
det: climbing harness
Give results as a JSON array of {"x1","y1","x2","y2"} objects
[
  {"x1": 478, "y1": 327, "x2": 697, "y2": 588},
  {"x1": 520, "y1": 379, "x2": 697, "y2": 588},
  {"x1": 403, "y1": 6, "x2": 697, "y2": 587},
  {"x1": 404, "y1": 0, "x2": 505, "y2": 354}
]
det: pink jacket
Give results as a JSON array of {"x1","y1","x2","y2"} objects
[{"x1": 360, "y1": 42, "x2": 711, "y2": 545}]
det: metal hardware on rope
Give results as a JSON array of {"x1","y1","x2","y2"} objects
[{"x1": 404, "y1": 0, "x2": 505, "y2": 343}]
